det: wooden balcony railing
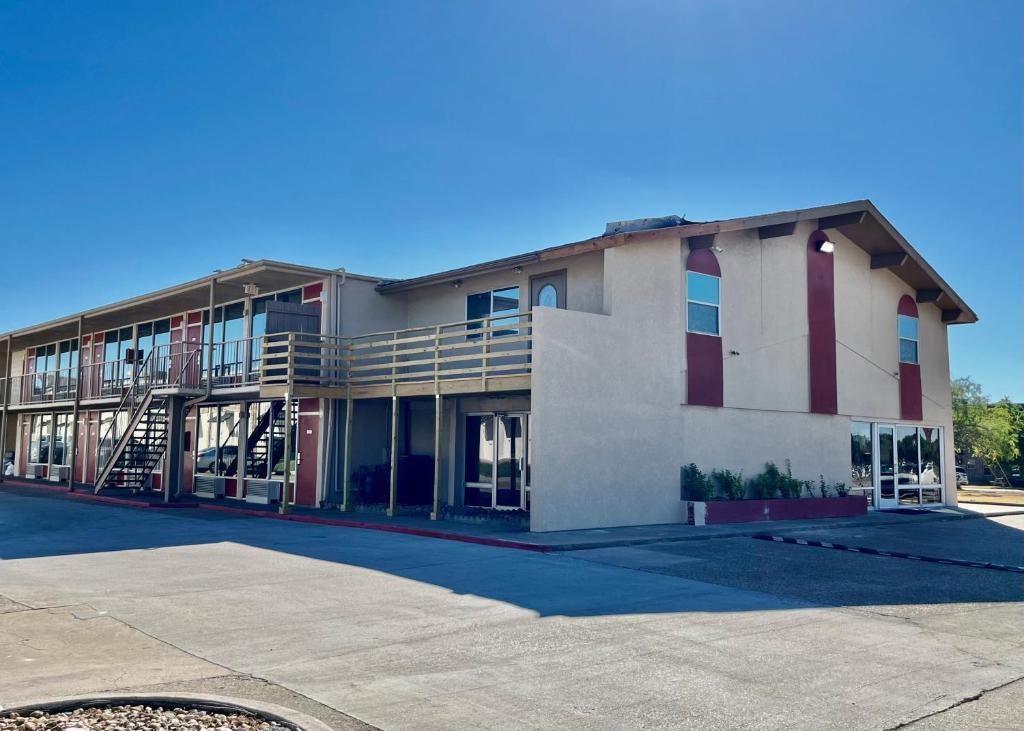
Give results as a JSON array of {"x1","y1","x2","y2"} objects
[{"x1": 259, "y1": 312, "x2": 533, "y2": 396}]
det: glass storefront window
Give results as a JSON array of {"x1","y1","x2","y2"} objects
[{"x1": 29, "y1": 413, "x2": 52, "y2": 464}]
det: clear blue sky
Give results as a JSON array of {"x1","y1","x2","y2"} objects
[{"x1": 1, "y1": 1, "x2": 1020, "y2": 399}]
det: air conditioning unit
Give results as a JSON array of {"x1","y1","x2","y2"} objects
[
  {"x1": 245, "y1": 479, "x2": 282, "y2": 505},
  {"x1": 26, "y1": 464, "x2": 45, "y2": 479},
  {"x1": 194, "y1": 475, "x2": 226, "y2": 499},
  {"x1": 49, "y1": 465, "x2": 70, "y2": 482}
]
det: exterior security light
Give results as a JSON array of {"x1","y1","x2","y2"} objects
[
  {"x1": 452, "y1": 279, "x2": 463, "y2": 288},
  {"x1": 817, "y1": 240, "x2": 836, "y2": 253}
]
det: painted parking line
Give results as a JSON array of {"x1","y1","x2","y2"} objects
[{"x1": 751, "y1": 534, "x2": 1024, "y2": 574}]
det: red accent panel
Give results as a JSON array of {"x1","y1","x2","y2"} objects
[
  {"x1": 703, "y1": 495, "x2": 867, "y2": 524},
  {"x1": 171, "y1": 315, "x2": 183, "y2": 328},
  {"x1": 295, "y1": 412, "x2": 319, "y2": 506},
  {"x1": 686, "y1": 248, "x2": 721, "y2": 277},
  {"x1": 898, "y1": 295, "x2": 918, "y2": 317},
  {"x1": 897, "y1": 295, "x2": 922, "y2": 420},
  {"x1": 302, "y1": 281, "x2": 323, "y2": 301},
  {"x1": 899, "y1": 362, "x2": 923, "y2": 421},
  {"x1": 807, "y1": 230, "x2": 838, "y2": 414},
  {"x1": 187, "y1": 311, "x2": 203, "y2": 325},
  {"x1": 685, "y1": 248, "x2": 723, "y2": 407},
  {"x1": 686, "y1": 332, "x2": 724, "y2": 407}
]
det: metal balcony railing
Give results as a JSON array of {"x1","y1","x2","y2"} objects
[{"x1": 0, "y1": 313, "x2": 534, "y2": 408}]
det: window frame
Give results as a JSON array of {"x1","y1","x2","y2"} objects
[
  {"x1": 898, "y1": 314, "x2": 919, "y2": 365},
  {"x1": 465, "y1": 285, "x2": 521, "y2": 339},
  {"x1": 685, "y1": 270, "x2": 722, "y2": 337}
]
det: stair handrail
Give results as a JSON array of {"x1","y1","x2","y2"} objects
[{"x1": 95, "y1": 348, "x2": 158, "y2": 475}]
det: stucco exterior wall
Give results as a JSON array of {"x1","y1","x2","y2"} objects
[
  {"x1": 400, "y1": 251, "x2": 604, "y2": 329},
  {"x1": 338, "y1": 277, "x2": 407, "y2": 337},
  {"x1": 530, "y1": 227, "x2": 959, "y2": 532}
]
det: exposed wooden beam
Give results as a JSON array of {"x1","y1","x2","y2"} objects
[
  {"x1": 687, "y1": 234, "x2": 716, "y2": 250},
  {"x1": 916, "y1": 289, "x2": 943, "y2": 303},
  {"x1": 941, "y1": 309, "x2": 963, "y2": 323},
  {"x1": 870, "y1": 252, "x2": 908, "y2": 269},
  {"x1": 818, "y1": 211, "x2": 867, "y2": 229},
  {"x1": 758, "y1": 222, "x2": 797, "y2": 240}
]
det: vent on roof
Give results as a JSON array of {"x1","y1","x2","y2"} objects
[{"x1": 604, "y1": 215, "x2": 693, "y2": 236}]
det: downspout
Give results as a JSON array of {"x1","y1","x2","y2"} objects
[
  {"x1": 175, "y1": 277, "x2": 216, "y2": 498},
  {"x1": 322, "y1": 271, "x2": 344, "y2": 505}
]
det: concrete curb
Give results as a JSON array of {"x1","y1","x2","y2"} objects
[
  {"x1": 0, "y1": 692, "x2": 334, "y2": 731},
  {"x1": 752, "y1": 533, "x2": 1024, "y2": 573}
]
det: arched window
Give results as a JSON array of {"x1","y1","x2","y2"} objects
[{"x1": 537, "y1": 284, "x2": 558, "y2": 308}]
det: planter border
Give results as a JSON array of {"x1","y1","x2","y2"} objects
[
  {"x1": 0, "y1": 692, "x2": 333, "y2": 731},
  {"x1": 684, "y1": 495, "x2": 868, "y2": 525}
]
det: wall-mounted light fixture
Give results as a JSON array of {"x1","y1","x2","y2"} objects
[
  {"x1": 713, "y1": 245, "x2": 724, "y2": 253},
  {"x1": 452, "y1": 279, "x2": 463, "y2": 288},
  {"x1": 513, "y1": 266, "x2": 523, "y2": 275},
  {"x1": 816, "y1": 240, "x2": 836, "y2": 254}
]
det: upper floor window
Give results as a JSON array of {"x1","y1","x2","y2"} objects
[
  {"x1": 898, "y1": 314, "x2": 918, "y2": 364},
  {"x1": 686, "y1": 271, "x2": 720, "y2": 336},
  {"x1": 467, "y1": 286, "x2": 520, "y2": 337}
]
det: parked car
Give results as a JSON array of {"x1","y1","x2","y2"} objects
[
  {"x1": 195, "y1": 445, "x2": 238, "y2": 475},
  {"x1": 956, "y1": 469, "x2": 968, "y2": 486}
]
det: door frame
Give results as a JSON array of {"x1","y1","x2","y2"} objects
[
  {"x1": 463, "y1": 411, "x2": 530, "y2": 510},
  {"x1": 529, "y1": 269, "x2": 567, "y2": 310},
  {"x1": 875, "y1": 423, "x2": 898, "y2": 509}
]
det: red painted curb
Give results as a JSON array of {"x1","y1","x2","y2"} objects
[
  {"x1": 2, "y1": 480, "x2": 549, "y2": 553},
  {"x1": 197, "y1": 503, "x2": 552, "y2": 552}
]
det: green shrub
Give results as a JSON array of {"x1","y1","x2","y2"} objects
[
  {"x1": 749, "y1": 461, "x2": 805, "y2": 499},
  {"x1": 680, "y1": 463, "x2": 712, "y2": 502},
  {"x1": 711, "y1": 469, "x2": 745, "y2": 500},
  {"x1": 814, "y1": 475, "x2": 831, "y2": 498},
  {"x1": 832, "y1": 481, "x2": 850, "y2": 497}
]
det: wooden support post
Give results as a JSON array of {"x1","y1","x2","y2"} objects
[
  {"x1": 430, "y1": 394, "x2": 442, "y2": 520},
  {"x1": 67, "y1": 316, "x2": 84, "y2": 492},
  {"x1": 341, "y1": 395, "x2": 353, "y2": 512},
  {"x1": 279, "y1": 391, "x2": 293, "y2": 515},
  {"x1": 387, "y1": 395, "x2": 398, "y2": 517},
  {"x1": 481, "y1": 320, "x2": 490, "y2": 391}
]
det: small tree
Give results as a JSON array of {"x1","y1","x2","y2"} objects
[{"x1": 952, "y1": 378, "x2": 1020, "y2": 469}]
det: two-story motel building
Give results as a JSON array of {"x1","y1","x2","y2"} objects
[{"x1": 0, "y1": 201, "x2": 975, "y2": 532}]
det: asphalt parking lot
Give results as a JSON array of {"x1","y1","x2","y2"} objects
[{"x1": 1, "y1": 491, "x2": 1021, "y2": 730}]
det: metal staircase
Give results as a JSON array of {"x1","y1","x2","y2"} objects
[
  {"x1": 245, "y1": 401, "x2": 286, "y2": 477},
  {"x1": 94, "y1": 345, "x2": 200, "y2": 493}
]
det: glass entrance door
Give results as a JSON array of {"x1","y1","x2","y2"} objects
[
  {"x1": 877, "y1": 425, "x2": 897, "y2": 509},
  {"x1": 464, "y1": 413, "x2": 529, "y2": 510}
]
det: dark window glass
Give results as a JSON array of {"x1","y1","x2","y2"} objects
[
  {"x1": 687, "y1": 303, "x2": 719, "y2": 335},
  {"x1": 919, "y1": 427, "x2": 942, "y2": 486},
  {"x1": 896, "y1": 426, "x2": 919, "y2": 485},
  {"x1": 878, "y1": 427, "x2": 895, "y2": 499},
  {"x1": 899, "y1": 339, "x2": 918, "y2": 364},
  {"x1": 851, "y1": 422, "x2": 873, "y2": 489},
  {"x1": 277, "y1": 289, "x2": 302, "y2": 304}
]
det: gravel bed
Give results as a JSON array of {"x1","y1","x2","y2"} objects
[{"x1": 0, "y1": 705, "x2": 292, "y2": 731}]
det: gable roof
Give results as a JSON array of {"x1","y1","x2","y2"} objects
[{"x1": 376, "y1": 200, "x2": 976, "y2": 325}]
